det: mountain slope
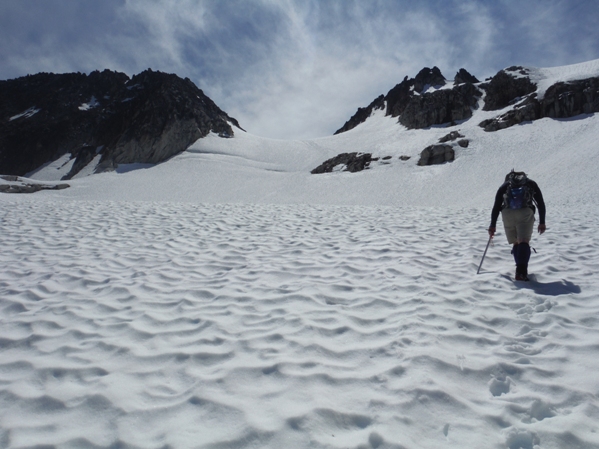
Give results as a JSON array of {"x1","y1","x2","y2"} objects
[
  {"x1": 8, "y1": 59, "x2": 596, "y2": 213},
  {"x1": 3, "y1": 60, "x2": 598, "y2": 199},
  {"x1": 336, "y1": 61, "x2": 599, "y2": 135},
  {"x1": 0, "y1": 69, "x2": 241, "y2": 178}
]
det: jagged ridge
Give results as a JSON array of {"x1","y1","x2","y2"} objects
[
  {"x1": 0, "y1": 69, "x2": 243, "y2": 178},
  {"x1": 479, "y1": 67, "x2": 599, "y2": 131},
  {"x1": 335, "y1": 64, "x2": 599, "y2": 135},
  {"x1": 335, "y1": 67, "x2": 480, "y2": 134}
]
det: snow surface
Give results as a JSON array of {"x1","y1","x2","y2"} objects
[
  {"x1": 1, "y1": 60, "x2": 599, "y2": 449},
  {"x1": 529, "y1": 58, "x2": 599, "y2": 99},
  {"x1": 78, "y1": 96, "x2": 99, "y2": 111},
  {"x1": 8, "y1": 107, "x2": 40, "y2": 121}
]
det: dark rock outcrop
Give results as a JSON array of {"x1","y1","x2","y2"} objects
[
  {"x1": 438, "y1": 130, "x2": 469, "y2": 148},
  {"x1": 399, "y1": 83, "x2": 481, "y2": 129},
  {"x1": 336, "y1": 66, "x2": 481, "y2": 134},
  {"x1": 311, "y1": 153, "x2": 376, "y2": 174},
  {"x1": 454, "y1": 69, "x2": 479, "y2": 85},
  {"x1": 482, "y1": 67, "x2": 537, "y2": 111},
  {"x1": 439, "y1": 131, "x2": 465, "y2": 143},
  {"x1": 387, "y1": 66, "x2": 449, "y2": 120},
  {"x1": 0, "y1": 69, "x2": 242, "y2": 178},
  {"x1": 480, "y1": 77, "x2": 599, "y2": 131},
  {"x1": 417, "y1": 144, "x2": 455, "y2": 166},
  {"x1": 413, "y1": 67, "x2": 446, "y2": 94},
  {"x1": 479, "y1": 95, "x2": 540, "y2": 131},
  {"x1": 541, "y1": 77, "x2": 599, "y2": 118},
  {"x1": 0, "y1": 175, "x2": 69, "y2": 193},
  {"x1": 384, "y1": 76, "x2": 415, "y2": 118}
]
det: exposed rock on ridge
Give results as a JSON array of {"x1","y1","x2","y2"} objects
[
  {"x1": 479, "y1": 75, "x2": 599, "y2": 131},
  {"x1": 0, "y1": 175, "x2": 69, "y2": 193},
  {"x1": 311, "y1": 153, "x2": 376, "y2": 174},
  {"x1": 399, "y1": 83, "x2": 480, "y2": 129},
  {"x1": 335, "y1": 64, "x2": 599, "y2": 137},
  {"x1": 0, "y1": 69, "x2": 242, "y2": 178},
  {"x1": 542, "y1": 78, "x2": 599, "y2": 117},
  {"x1": 335, "y1": 67, "x2": 481, "y2": 134},
  {"x1": 454, "y1": 69, "x2": 479, "y2": 85},
  {"x1": 481, "y1": 66, "x2": 537, "y2": 111}
]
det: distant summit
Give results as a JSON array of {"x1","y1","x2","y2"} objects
[
  {"x1": 335, "y1": 66, "x2": 480, "y2": 134},
  {"x1": 317, "y1": 62, "x2": 599, "y2": 174},
  {"x1": 479, "y1": 65, "x2": 599, "y2": 131},
  {"x1": 335, "y1": 64, "x2": 599, "y2": 134},
  {"x1": 0, "y1": 69, "x2": 242, "y2": 178}
]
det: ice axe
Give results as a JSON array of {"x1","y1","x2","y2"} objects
[{"x1": 477, "y1": 236, "x2": 493, "y2": 274}]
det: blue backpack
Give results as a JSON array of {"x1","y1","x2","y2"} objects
[{"x1": 504, "y1": 171, "x2": 532, "y2": 210}]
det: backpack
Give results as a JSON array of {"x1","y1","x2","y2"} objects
[{"x1": 503, "y1": 170, "x2": 532, "y2": 210}]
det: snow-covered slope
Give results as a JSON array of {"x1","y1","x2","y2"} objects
[
  {"x1": 1, "y1": 60, "x2": 599, "y2": 449},
  {"x1": 529, "y1": 58, "x2": 599, "y2": 99},
  {"x1": 13, "y1": 59, "x2": 599, "y2": 209},
  {"x1": 13, "y1": 107, "x2": 599, "y2": 209}
]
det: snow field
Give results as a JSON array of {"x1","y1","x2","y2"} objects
[
  {"x1": 2, "y1": 58, "x2": 599, "y2": 448},
  {"x1": 1, "y1": 200, "x2": 598, "y2": 449}
]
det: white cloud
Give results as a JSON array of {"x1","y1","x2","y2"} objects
[
  {"x1": 1, "y1": 0, "x2": 598, "y2": 139},
  {"x1": 204, "y1": 1, "x2": 501, "y2": 138}
]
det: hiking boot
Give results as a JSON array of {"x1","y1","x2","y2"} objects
[{"x1": 515, "y1": 264, "x2": 529, "y2": 281}]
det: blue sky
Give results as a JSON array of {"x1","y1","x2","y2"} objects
[{"x1": 1, "y1": 0, "x2": 598, "y2": 140}]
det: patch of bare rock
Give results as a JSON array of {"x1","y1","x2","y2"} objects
[{"x1": 0, "y1": 175, "x2": 70, "y2": 193}]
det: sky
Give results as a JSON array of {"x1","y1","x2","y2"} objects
[{"x1": 1, "y1": 0, "x2": 599, "y2": 140}]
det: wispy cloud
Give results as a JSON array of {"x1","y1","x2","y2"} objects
[{"x1": 1, "y1": 0, "x2": 598, "y2": 139}]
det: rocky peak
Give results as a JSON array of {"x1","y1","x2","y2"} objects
[
  {"x1": 335, "y1": 66, "x2": 481, "y2": 134},
  {"x1": 413, "y1": 66, "x2": 446, "y2": 93},
  {"x1": 384, "y1": 76, "x2": 415, "y2": 118},
  {"x1": 0, "y1": 69, "x2": 242, "y2": 178},
  {"x1": 335, "y1": 61, "x2": 597, "y2": 136},
  {"x1": 384, "y1": 66, "x2": 447, "y2": 118},
  {"x1": 481, "y1": 67, "x2": 536, "y2": 111},
  {"x1": 454, "y1": 68, "x2": 479, "y2": 85}
]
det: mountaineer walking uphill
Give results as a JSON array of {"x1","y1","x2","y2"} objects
[{"x1": 488, "y1": 170, "x2": 546, "y2": 281}]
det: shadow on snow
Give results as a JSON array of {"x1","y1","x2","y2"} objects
[{"x1": 498, "y1": 274, "x2": 582, "y2": 296}]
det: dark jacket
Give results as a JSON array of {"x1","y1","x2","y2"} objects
[{"x1": 490, "y1": 180, "x2": 546, "y2": 228}]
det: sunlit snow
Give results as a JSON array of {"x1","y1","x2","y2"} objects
[
  {"x1": 78, "y1": 96, "x2": 100, "y2": 111},
  {"x1": 8, "y1": 106, "x2": 40, "y2": 121},
  {"x1": 2, "y1": 59, "x2": 599, "y2": 449}
]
